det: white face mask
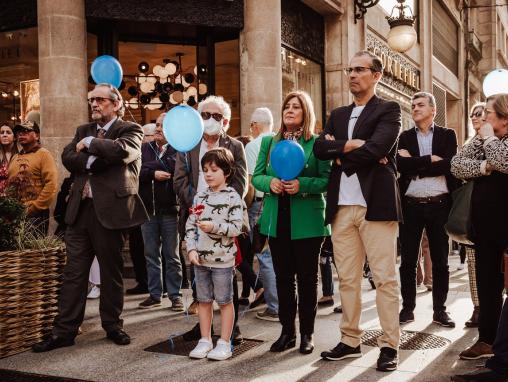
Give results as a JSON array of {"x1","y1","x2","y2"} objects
[{"x1": 203, "y1": 118, "x2": 222, "y2": 135}]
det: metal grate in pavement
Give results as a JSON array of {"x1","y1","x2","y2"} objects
[
  {"x1": 144, "y1": 335, "x2": 264, "y2": 357},
  {"x1": 361, "y1": 330, "x2": 451, "y2": 350}
]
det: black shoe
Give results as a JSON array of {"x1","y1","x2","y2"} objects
[
  {"x1": 321, "y1": 342, "x2": 362, "y2": 361},
  {"x1": 249, "y1": 293, "x2": 265, "y2": 309},
  {"x1": 433, "y1": 310, "x2": 455, "y2": 328},
  {"x1": 270, "y1": 333, "x2": 296, "y2": 352},
  {"x1": 238, "y1": 297, "x2": 250, "y2": 306},
  {"x1": 125, "y1": 284, "x2": 148, "y2": 295},
  {"x1": 465, "y1": 307, "x2": 480, "y2": 328},
  {"x1": 182, "y1": 323, "x2": 215, "y2": 341},
  {"x1": 333, "y1": 306, "x2": 343, "y2": 314},
  {"x1": 300, "y1": 334, "x2": 314, "y2": 354},
  {"x1": 32, "y1": 335, "x2": 75, "y2": 353},
  {"x1": 376, "y1": 347, "x2": 399, "y2": 372},
  {"x1": 452, "y1": 369, "x2": 508, "y2": 382},
  {"x1": 368, "y1": 276, "x2": 376, "y2": 290},
  {"x1": 138, "y1": 296, "x2": 161, "y2": 309},
  {"x1": 232, "y1": 325, "x2": 243, "y2": 345},
  {"x1": 106, "y1": 329, "x2": 131, "y2": 345},
  {"x1": 399, "y1": 309, "x2": 415, "y2": 324}
]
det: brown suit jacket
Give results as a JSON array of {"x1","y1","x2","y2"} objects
[{"x1": 61, "y1": 118, "x2": 148, "y2": 230}]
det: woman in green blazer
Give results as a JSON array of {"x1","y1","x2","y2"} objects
[{"x1": 252, "y1": 91, "x2": 331, "y2": 355}]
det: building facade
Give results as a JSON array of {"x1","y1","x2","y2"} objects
[{"x1": 0, "y1": 0, "x2": 507, "y2": 178}]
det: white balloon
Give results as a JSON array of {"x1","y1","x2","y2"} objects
[
  {"x1": 153, "y1": 65, "x2": 163, "y2": 77},
  {"x1": 159, "y1": 76, "x2": 168, "y2": 84},
  {"x1": 129, "y1": 97, "x2": 139, "y2": 110},
  {"x1": 183, "y1": 91, "x2": 189, "y2": 101},
  {"x1": 165, "y1": 63, "x2": 177, "y2": 75},
  {"x1": 182, "y1": 76, "x2": 191, "y2": 88},
  {"x1": 140, "y1": 81, "x2": 155, "y2": 93},
  {"x1": 137, "y1": 73, "x2": 147, "y2": 84},
  {"x1": 146, "y1": 97, "x2": 161, "y2": 110},
  {"x1": 146, "y1": 75, "x2": 157, "y2": 84},
  {"x1": 158, "y1": 68, "x2": 169, "y2": 79},
  {"x1": 169, "y1": 93, "x2": 177, "y2": 105},
  {"x1": 187, "y1": 86, "x2": 198, "y2": 97},
  {"x1": 193, "y1": 65, "x2": 197, "y2": 75},
  {"x1": 198, "y1": 83, "x2": 208, "y2": 95},
  {"x1": 175, "y1": 74, "x2": 182, "y2": 84},
  {"x1": 483, "y1": 69, "x2": 508, "y2": 97}
]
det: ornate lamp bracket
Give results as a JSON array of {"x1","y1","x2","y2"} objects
[{"x1": 354, "y1": 0, "x2": 381, "y2": 23}]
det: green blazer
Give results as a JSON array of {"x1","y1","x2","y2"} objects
[{"x1": 252, "y1": 134, "x2": 331, "y2": 239}]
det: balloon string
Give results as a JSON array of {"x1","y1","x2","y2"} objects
[{"x1": 125, "y1": 106, "x2": 138, "y2": 124}]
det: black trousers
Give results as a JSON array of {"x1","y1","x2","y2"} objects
[
  {"x1": 129, "y1": 226, "x2": 147, "y2": 288},
  {"x1": 475, "y1": 235, "x2": 505, "y2": 344},
  {"x1": 53, "y1": 199, "x2": 127, "y2": 338},
  {"x1": 399, "y1": 197, "x2": 451, "y2": 312},
  {"x1": 486, "y1": 299, "x2": 508, "y2": 374}
]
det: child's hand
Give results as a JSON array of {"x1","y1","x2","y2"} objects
[
  {"x1": 188, "y1": 250, "x2": 200, "y2": 266},
  {"x1": 197, "y1": 221, "x2": 214, "y2": 233}
]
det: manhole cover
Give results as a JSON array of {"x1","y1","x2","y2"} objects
[
  {"x1": 144, "y1": 335, "x2": 264, "y2": 357},
  {"x1": 361, "y1": 330, "x2": 451, "y2": 350}
]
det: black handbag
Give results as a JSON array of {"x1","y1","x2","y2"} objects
[{"x1": 444, "y1": 181, "x2": 474, "y2": 245}]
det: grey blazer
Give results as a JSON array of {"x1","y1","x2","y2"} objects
[
  {"x1": 61, "y1": 118, "x2": 148, "y2": 230},
  {"x1": 173, "y1": 134, "x2": 248, "y2": 211}
]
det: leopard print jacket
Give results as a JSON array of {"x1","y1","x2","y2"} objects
[{"x1": 451, "y1": 134, "x2": 508, "y2": 180}]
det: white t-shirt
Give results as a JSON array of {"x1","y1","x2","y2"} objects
[
  {"x1": 338, "y1": 105, "x2": 367, "y2": 207},
  {"x1": 245, "y1": 132, "x2": 273, "y2": 198},
  {"x1": 197, "y1": 138, "x2": 220, "y2": 194}
]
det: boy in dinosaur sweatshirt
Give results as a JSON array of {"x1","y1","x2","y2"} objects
[{"x1": 185, "y1": 147, "x2": 243, "y2": 361}]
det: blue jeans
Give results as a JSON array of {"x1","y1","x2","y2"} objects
[
  {"x1": 194, "y1": 266, "x2": 235, "y2": 305},
  {"x1": 141, "y1": 214, "x2": 182, "y2": 300},
  {"x1": 249, "y1": 200, "x2": 278, "y2": 313}
]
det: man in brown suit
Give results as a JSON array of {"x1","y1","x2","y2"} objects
[{"x1": 33, "y1": 83, "x2": 147, "y2": 352}]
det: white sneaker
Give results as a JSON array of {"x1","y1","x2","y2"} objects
[
  {"x1": 189, "y1": 338, "x2": 213, "y2": 359},
  {"x1": 207, "y1": 339, "x2": 232, "y2": 360},
  {"x1": 87, "y1": 285, "x2": 100, "y2": 299}
]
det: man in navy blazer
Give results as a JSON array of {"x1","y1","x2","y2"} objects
[
  {"x1": 397, "y1": 92, "x2": 459, "y2": 329},
  {"x1": 314, "y1": 50, "x2": 402, "y2": 372}
]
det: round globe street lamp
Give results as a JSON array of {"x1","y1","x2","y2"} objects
[{"x1": 386, "y1": 0, "x2": 417, "y2": 53}]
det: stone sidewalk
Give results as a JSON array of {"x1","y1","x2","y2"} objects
[{"x1": 0, "y1": 255, "x2": 486, "y2": 381}]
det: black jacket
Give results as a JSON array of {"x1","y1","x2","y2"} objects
[
  {"x1": 139, "y1": 141, "x2": 178, "y2": 216},
  {"x1": 396, "y1": 124, "x2": 460, "y2": 197},
  {"x1": 314, "y1": 95, "x2": 403, "y2": 223}
]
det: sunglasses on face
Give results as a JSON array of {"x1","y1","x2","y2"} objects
[
  {"x1": 470, "y1": 110, "x2": 483, "y2": 118},
  {"x1": 201, "y1": 112, "x2": 223, "y2": 122},
  {"x1": 88, "y1": 97, "x2": 114, "y2": 105}
]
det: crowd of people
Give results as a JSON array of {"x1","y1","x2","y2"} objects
[{"x1": 0, "y1": 49, "x2": 507, "y2": 379}]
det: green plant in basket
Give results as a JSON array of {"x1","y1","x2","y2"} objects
[{"x1": 0, "y1": 196, "x2": 25, "y2": 251}]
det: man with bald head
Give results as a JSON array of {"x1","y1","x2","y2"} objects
[{"x1": 33, "y1": 83, "x2": 147, "y2": 352}]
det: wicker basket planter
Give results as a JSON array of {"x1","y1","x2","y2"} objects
[{"x1": 0, "y1": 246, "x2": 66, "y2": 358}]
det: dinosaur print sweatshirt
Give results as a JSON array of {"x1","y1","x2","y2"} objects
[{"x1": 185, "y1": 186, "x2": 243, "y2": 268}]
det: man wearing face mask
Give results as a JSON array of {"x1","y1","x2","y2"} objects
[{"x1": 174, "y1": 95, "x2": 247, "y2": 343}]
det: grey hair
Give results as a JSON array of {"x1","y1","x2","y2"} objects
[
  {"x1": 250, "y1": 107, "x2": 273, "y2": 131},
  {"x1": 197, "y1": 95, "x2": 232, "y2": 130},
  {"x1": 353, "y1": 50, "x2": 383, "y2": 72},
  {"x1": 412, "y1": 91, "x2": 436, "y2": 108},
  {"x1": 95, "y1": 83, "x2": 125, "y2": 118}
]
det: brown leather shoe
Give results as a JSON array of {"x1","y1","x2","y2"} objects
[
  {"x1": 459, "y1": 341, "x2": 493, "y2": 360},
  {"x1": 187, "y1": 300, "x2": 199, "y2": 315},
  {"x1": 465, "y1": 306, "x2": 480, "y2": 328}
]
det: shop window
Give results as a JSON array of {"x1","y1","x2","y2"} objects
[
  {"x1": 215, "y1": 39, "x2": 240, "y2": 137},
  {"x1": 0, "y1": 27, "x2": 38, "y2": 125},
  {"x1": 281, "y1": 46, "x2": 323, "y2": 131}
]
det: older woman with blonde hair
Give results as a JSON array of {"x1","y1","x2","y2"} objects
[
  {"x1": 252, "y1": 91, "x2": 331, "y2": 354},
  {"x1": 451, "y1": 94, "x2": 508, "y2": 361}
]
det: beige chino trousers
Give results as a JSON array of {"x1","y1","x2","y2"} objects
[{"x1": 331, "y1": 205, "x2": 400, "y2": 349}]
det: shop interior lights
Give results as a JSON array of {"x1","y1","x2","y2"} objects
[{"x1": 124, "y1": 53, "x2": 208, "y2": 111}]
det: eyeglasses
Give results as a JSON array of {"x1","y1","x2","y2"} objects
[
  {"x1": 343, "y1": 66, "x2": 374, "y2": 76},
  {"x1": 201, "y1": 112, "x2": 223, "y2": 122},
  {"x1": 470, "y1": 110, "x2": 483, "y2": 118},
  {"x1": 250, "y1": 121, "x2": 257, "y2": 127},
  {"x1": 88, "y1": 97, "x2": 114, "y2": 105}
]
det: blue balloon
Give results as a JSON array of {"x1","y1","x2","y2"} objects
[
  {"x1": 91, "y1": 55, "x2": 123, "y2": 88},
  {"x1": 163, "y1": 105, "x2": 204, "y2": 152},
  {"x1": 270, "y1": 140, "x2": 306, "y2": 180}
]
